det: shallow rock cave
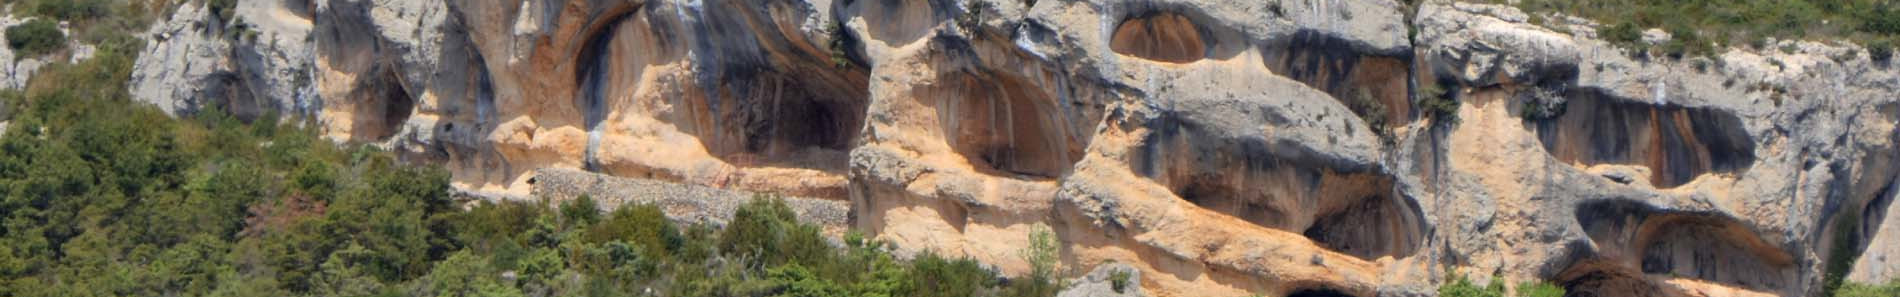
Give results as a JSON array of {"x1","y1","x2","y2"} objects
[
  {"x1": 1303, "y1": 193, "x2": 1423, "y2": 260},
  {"x1": 1534, "y1": 89, "x2": 1755, "y2": 188},
  {"x1": 1574, "y1": 200, "x2": 1794, "y2": 293},
  {"x1": 1163, "y1": 167, "x2": 1421, "y2": 260},
  {"x1": 377, "y1": 81, "x2": 416, "y2": 139},
  {"x1": 349, "y1": 69, "x2": 415, "y2": 142},
  {"x1": 932, "y1": 69, "x2": 1075, "y2": 179},
  {"x1": 1260, "y1": 30, "x2": 1412, "y2": 128},
  {"x1": 718, "y1": 73, "x2": 865, "y2": 170},
  {"x1": 1638, "y1": 219, "x2": 1791, "y2": 291},
  {"x1": 1557, "y1": 263, "x2": 1672, "y2": 297},
  {"x1": 1110, "y1": 12, "x2": 1207, "y2": 63}
]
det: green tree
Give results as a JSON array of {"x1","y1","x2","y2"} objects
[{"x1": 413, "y1": 251, "x2": 524, "y2": 297}]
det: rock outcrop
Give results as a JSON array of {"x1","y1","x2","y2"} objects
[{"x1": 129, "y1": 0, "x2": 1900, "y2": 296}]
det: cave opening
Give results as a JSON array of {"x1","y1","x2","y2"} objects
[
  {"x1": 1533, "y1": 89, "x2": 1755, "y2": 188},
  {"x1": 1559, "y1": 266, "x2": 1671, "y2": 297},
  {"x1": 1110, "y1": 12, "x2": 1208, "y2": 63},
  {"x1": 1260, "y1": 30, "x2": 1412, "y2": 129},
  {"x1": 721, "y1": 74, "x2": 865, "y2": 171},
  {"x1": 1637, "y1": 219, "x2": 1791, "y2": 292},
  {"x1": 1303, "y1": 193, "x2": 1420, "y2": 260},
  {"x1": 350, "y1": 69, "x2": 415, "y2": 142},
  {"x1": 936, "y1": 70, "x2": 1071, "y2": 179},
  {"x1": 1574, "y1": 201, "x2": 1795, "y2": 295},
  {"x1": 379, "y1": 80, "x2": 415, "y2": 138},
  {"x1": 1286, "y1": 288, "x2": 1356, "y2": 297},
  {"x1": 1160, "y1": 163, "x2": 1419, "y2": 260}
]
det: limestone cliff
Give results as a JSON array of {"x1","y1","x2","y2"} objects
[{"x1": 130, "y1": 0, "x2": 1900, "y2": 296}]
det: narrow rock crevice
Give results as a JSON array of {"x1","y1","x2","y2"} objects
[
  {"x1": 1534, "y1": 89, "x2": 1755, "y2": 188},
  {"x1": 573, "y1": 11, "x2": 631, "y2": 171}
]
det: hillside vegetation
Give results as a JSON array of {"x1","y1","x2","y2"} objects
[{"x1": 1493, "y1": 0, "x2": 1900, "y2": 59}]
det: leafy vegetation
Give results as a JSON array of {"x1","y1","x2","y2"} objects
[
  {"x1": 1417, "y1": 81, "x2": 1459, "y2": 125},
  {"x1": 1347, "y1": 87, "x2": 1391, "y2": 139},
  {"x1": 5, "y1": 19, "x2": 65, "y2": 59},
  {"x1": 1836, "y1": 279, "x2": 1900, "y2": 297},
  {"x1": 1108, "y1": 268, "x2": 1132, "y2": 294},
  {"x1": 825, "y1": 20, "x2": 852, "y2": 69},
  {"x1": 1437, "y1": 274, "x2": 1563, "y2": 297},
  {"x1": 1498, "y1": 0, "x2": 1900, "y2": 59}
]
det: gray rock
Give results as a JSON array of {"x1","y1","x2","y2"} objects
[{"x1": 1057, "y1": 263, "x2": 1143, "y2": 297}]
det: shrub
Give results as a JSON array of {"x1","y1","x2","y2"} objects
[
  {"x1": 23, "y1": 0, "x2": 109, "y2": 20},
  {"x1": 1347, "y1": 87, "x2": 1390, "y2": 138},
  {"x1": 583, "y1": 202, "x2": 681, "y2": 259},
  {"x1": 1870, "y1": 39, "x2": 1895, "y2": 63},
  {"x1": 1835, "y1": 279, "x2": 1900, "y2": 297},
  {"x1": 1516, "y1": 281, "x2": 1565, "y2": 297},
  {"x1": 558, "y1": 194, "x2": 601, "y2": 227},
  {"x1": 1662, "y1": 24, "x2": 1714, "y2": 59},
  {"x1": 6, "y1": 19, "x2": 65, "y2": 59},
  {"x1": 719, "y1": 194, "x2": 830, "y2": 267},
  {"x1": 910, "y1": 252, "x2": 994, "y2": 297},
  {"x1": 1417, "y1": 82, "x2": 1460, "y2": 125},
  {"x1": 1518, "y1": 90, "x2": 1566, "y2": 121},
  {"x1": 1600, "y1": 21, "x2": 1643, "y2": 48},
  {"x1": 1006, "y1": 224, "x2": 1062, "y2": 297},
  {"x1": 1109, "y1": 268, "x2": 1133, "y2": 294},
  {"x1": 208, "y1": 0, "x2": 239, "y2": 21},
  {"x1": 826, "y1": 20, "x2": 852, "y2": 69},
  {"x1": 1438, "y1": 274, "x2": 1504, "y2": 297}
]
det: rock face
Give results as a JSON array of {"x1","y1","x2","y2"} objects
[{"x1": 133, "y1": 0, "x2": 1900, "y2": 296}]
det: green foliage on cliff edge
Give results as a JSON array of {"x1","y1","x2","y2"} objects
[
  {"x1": 5, "y1": 19, "x2": 65, "y2": 60},
  {"x1": 1497, "y1": 0, "x2": 1900, "y2": 59}
]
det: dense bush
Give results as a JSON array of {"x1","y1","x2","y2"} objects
[
  {"x1": 6, "y1": 19, "x2": 65, "y2": 59},
  {"x1": 1870, "y1": 39, "x2": 1895, "y2": 63},
  {"x1": 1417, "y1": 81, "x2": 1460, "y2": 125},
  {"x1": 21, "y1": 0, "x2": 110, "y2": 20}
]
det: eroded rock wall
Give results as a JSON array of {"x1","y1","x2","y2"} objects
[{"x1": 131, "y1": 0, "x2": 1900, "y2": 296}]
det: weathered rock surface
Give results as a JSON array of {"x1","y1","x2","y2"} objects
[
  {"x1": 130, "y1": 0, "x2": 1900, "y2": 296},
  {"x1": 1057, "y1": 262, "x2": 1144, "y2": 297},
  {"x1": 529, "y1": 167, "x2": 850, "y2": 232}
]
